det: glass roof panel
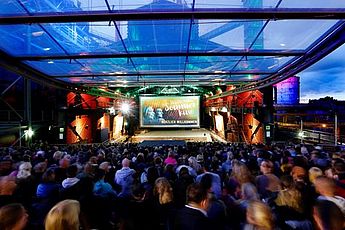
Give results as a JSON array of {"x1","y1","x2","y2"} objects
[
  {"x1": 191, "y1": 20, "x2": 266, "y2": 51},
  {"x1": 0, "y1": 24, "x2": 65, "y2": 56},
  {"x1": 229, "y1": 74, "x2": 267, "y2": 81},
  {"x1": 25, "y1": 60, "x2": 86, "y2": 76},
  {"x1": 20, "y1": 0, "x2": 108, "y2": 13},
  {"x1": 132, "y1": 57, "x2": 185, "y2": 72},
  {"x1": 124, "y1": 20, "x2": 189, "y2": 53},
  {"x1": 141, "y1": 75, "x2": 186, "y2": 81},
  {"x1": 279, "y1": 0, "x2": 345, "y2": 8},
  {"x1": 195, "y1": 0, "x2": 279, "y2": 8},
  {"x1": 108, "y1": 0, "x2": 193, "y2": 10},
  {"x1": 0, "y1": 1, "x2": 27, "y2": 15},
  {"x1": 184, "y1": 74, "x2": 268, "y2": 81},
  {"x1": 41, "y1": 22, "x2": 125, "y2": 55},
  {"x1": 233, "y1": 56, "x2": 295, "y2": 73},
  {"x1": 57, "y1": 76, "x2": 138, "y2": 84},
  {"x1": 186, "y1": 56, "x2": 240, "y2": 72},
  {"x1": 26, "y1": 58, "x2": 136, "y2": 76},
  {"x1": 252, "y1": 20, "x2": 339, "y2": 50}
]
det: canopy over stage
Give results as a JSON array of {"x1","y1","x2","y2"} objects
[{"x1": 132, "y1": 128, "x2": 213, "y2": 143}]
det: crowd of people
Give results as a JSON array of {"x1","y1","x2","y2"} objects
[{"x1": 0, "y1": 141, "x2": 344, "y2": 230}]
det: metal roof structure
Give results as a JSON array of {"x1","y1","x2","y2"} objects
[{"x1": 0, "y1": 0, "x2": 345, "y2": 98}]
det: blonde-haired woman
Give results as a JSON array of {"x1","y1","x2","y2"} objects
[
  {"x1": 245, "y1": 200, "x2": 275, "y2": 230},
  {"x1": 154, "y1": 177, "x2": 173, "y2": 205},
  {"x1": 230, "y1": 160, "x2": 254, "y2": 186},
  {"x1": 45, "y1": 199, "x2": 80, "y2": 230},
  {"x1": 153, "y1": 177, "x2": 175, "y2": 230}
]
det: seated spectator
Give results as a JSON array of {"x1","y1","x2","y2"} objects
[
  {"x1": 60, "y1": 165, "x2": 81, "y2": 200},
  {"x1": 256, "y1": 160, "x2": 281, "y2": 200},
  {"x1": 0, "y1": 176, "x2": 17, "y2": 207},
  {"x1": 115, "y1": 158, "x2": 135, "y2": 199},
  {"x1": 174, "y1": 183, "x2": 210, "y2": 230},
  {"x1": 314, "y1": 176, "x2": 345, "y2": 215},
  {"x1": 45, "y1": 199, "x2": 81, "y2": 230},
  {"x1": 313, "y1": 199, "x2": 345, "y2": 230},
  {"x1": 164, "y1": 152, "x2": 177, "y2": 166},
  {"x1": 0, "y1": 203, "x2": 28, "y2": 230},
  {"x1": 244, "y1": 200, "x2": 275, "y2": 230},
  {"x1": 200, "y1": 173, "x2": 227, "y2": 230},
  {"x1": 196, "y1": 166, "x2": 222, "y2": 199},
  {"x1": 239, "y1": 182, "x2": 260, "y2": 210},
  {"x1": 174, "y1": 167, "x2": 194, "y2": 208},
  {"x1": 332, "y1": 160, "x2": 345, "y2": 198},
  {"x1": 153, "y1": 177, "x2": 175, "y2": 230},
  {"x1": 36, "y1": 168, "x2": 60, "y2": 200},
  {"x1": 275, "y1": 175, "x2": 303, "y2": 214},
  {"x1": 94, "y1": 168, "x2": 117, "y2": 199},
  {"x1": 308, "y1": 167, "x2": 323, "y2": 185}
]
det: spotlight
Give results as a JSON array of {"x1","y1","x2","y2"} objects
[
  {"x1": 298, "y1": 131, "x2": 304, "y2": 137},
  {"x1": 108, "y1": 107, "x2": 115, "y2": 115},
  {"x1": 24, "y1": 128, "x2": 34, "y2": 138},
  {"x1": 121, "y1": 103, "x2": 130, "y2": 113}
]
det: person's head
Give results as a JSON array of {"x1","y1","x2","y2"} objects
[
  {"x1": 309, "y1": 167, "x2": 323, "y2": 185},
  {"x1": 66, "y1": 165, "x2": 78, "y2": 178},
  {"x1": 291, "y1": 166, "x2": 307, "y2": 182},
  {"x1": 246, "y1": 200, "x2": 274, "y2": 230},
  {"x1": 42, "y1": 168, "x2": 56, "y2": 183},
  {"x1": 199, "y1": 173, "x2": 213, "y2": 192},
  {"x1": 241, "y1": 182, "x2": 259, "y2": 200},
  {"x1": 314, "y1": 176, "x2": 336, "y2": 197},
  {"x1": 0, "y1": 203, "x2": 28, "y2": 230},
  {"x1": 17, "y1": 162, "x2": 32, "y2": 179},
  {"x1": 313, "y1": 199, "x2": 345, "y2": 230},
  {"x1": 122, "y1": 158, "x2": 131, "y2": 168},
  {"x1": 260, "y1": 160, "x2": 273, "y2": 175},
  {"x1": 333, "y1": 160, "x2": 345, "y2": 175},
  {"x1": 0, "y1": 176, "x2": 17, "y2": 195},
  {"x1": 45, "y1": 199, "x2": 80, "y2": 230},
  {"x1": 147, "y1": 166, "x2": 159, "y2": 184},
  {"x1": 186, "y1": 183, "x2": 209, "y2": 210},
  {"x1": 179, "y1": 166, "x2": 190, "y2": 177},
  {"x1": 59, "y1": 157, "x2": 70, "y2": 169},
  {"x1": 231, "y1": 160, "x2": 252, "y2": 185},
  {"x1": 154, "y1": 177, "x2": 173, "y2": 205},
  {"x1": 99, "y1": 161, "x2": 110, "y2": 173}
]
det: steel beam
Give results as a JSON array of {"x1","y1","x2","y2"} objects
[
  {"x1": 51, "y1": 70, "x2": 273, "y2": 78},
  {"x1": 0, "y1": 8, "x2": 345, "y2": 24},
  {"x1": 17, "y1": 50, "x2": 304, "y2": 60}
]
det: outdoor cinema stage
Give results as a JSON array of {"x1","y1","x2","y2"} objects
[{"x1": 131, "y1": 128, "x2": 213, "y2": 143}]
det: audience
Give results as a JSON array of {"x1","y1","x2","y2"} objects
[{"x1": 0, "y1": 141, "x2": 344, "y2": 229}]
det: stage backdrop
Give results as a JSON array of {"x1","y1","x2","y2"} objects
[{"x1": 140, "y1": 96, "x2": 200, "y2": 128}]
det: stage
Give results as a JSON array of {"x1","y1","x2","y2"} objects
[{"x1": 131, "y1": 128, "x2": 213, "y2": 143}]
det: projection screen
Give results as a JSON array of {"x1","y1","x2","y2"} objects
[{"x1": 140, "y1": 96, "x2": 200, "y2": 128}]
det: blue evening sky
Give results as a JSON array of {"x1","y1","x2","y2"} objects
[{"x1": 299, "y1": 44, "x2": 345, "y2": 102}]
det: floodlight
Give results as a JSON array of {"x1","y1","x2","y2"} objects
[
  {"x1": 25, "y1": 128, "x2": 34, "y2": 138},
  {"x1": 121, "y1": 103, "x2": 130, "y2": 113}
]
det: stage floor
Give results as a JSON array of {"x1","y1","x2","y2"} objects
[{"x1": 132, "y1": 128, "x2": 213, "y2": 142}]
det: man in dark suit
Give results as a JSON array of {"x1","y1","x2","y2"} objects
[{"x1": 174, "y1": 183, "x2": 210, "y2": 230}]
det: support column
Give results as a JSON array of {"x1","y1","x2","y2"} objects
[{"x1": 24, "y1": 78, "x2": 32, "y2": 145}]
